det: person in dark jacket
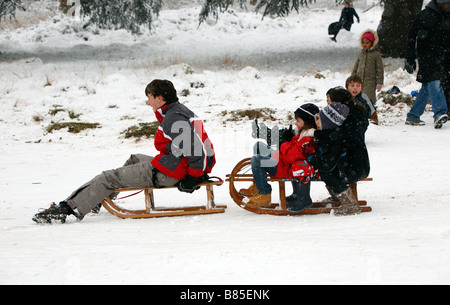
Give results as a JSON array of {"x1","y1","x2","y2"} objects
[
  {"x1": 439, "y1": 1, "x2": 450, "y2": 114},
  {"x1": 33, "y1": 79, "x2": 216, "y2": 224},
  {"x1": 405, "y1": 0, "x2": 449, "y2": 129},
  {"x1": 309, "y1": 88, "x2": 370, "y2": 216},
  {"x1": 330, "y1": 1, "x2": 360, "y2": 42}
]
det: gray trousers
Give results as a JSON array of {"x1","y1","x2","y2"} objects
[{"x1": 65, "y1": 154, "x2": 180, "y2": 219}]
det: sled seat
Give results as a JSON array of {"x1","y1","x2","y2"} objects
[
  {"x1": 227, "y1": 158, "x2": 372, "y2": 215},
  {"x1": 102, "y1": 180, "x2": 226, "y2": 219}
]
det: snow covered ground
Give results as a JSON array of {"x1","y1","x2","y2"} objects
[{"x1": 1, "y1": 0, "x2": 450, "y2": 285}]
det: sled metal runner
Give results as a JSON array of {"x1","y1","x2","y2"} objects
[
  {"x1": 102, "y1": 180, "x2": 226, "y2": 219},
  {"x1": 226, "y1": 158, "x2": 372, "y2": 215}
]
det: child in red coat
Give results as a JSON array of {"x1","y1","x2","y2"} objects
[{"x1": 239, "y1": 103, "x2": 319, "y2": 209}]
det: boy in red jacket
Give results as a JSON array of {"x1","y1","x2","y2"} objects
[
  {"x1": 239, "y1": 103, "x2": 319, "y2": 211},
  {"x1": 33, "y1": 79, "x2": 215, "y2": 223}
]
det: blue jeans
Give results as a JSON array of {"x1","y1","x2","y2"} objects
[
  {"x1": 407, "y1": 80, "x2": 448, "y2": 121},
  {"x1": 251, "y1": 142, "x2": 277, "y2": 195}
]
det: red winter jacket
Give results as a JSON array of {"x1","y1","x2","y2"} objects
[
  {"x1": 151, "y1": 102, "x2": 216, "y2": 180},
  {"x1": 271, "y1": 131, "x2": 317, "y2": 179}
]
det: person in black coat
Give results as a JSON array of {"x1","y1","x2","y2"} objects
[
  {"x1": 440, "y1": 1, "x2": 450, "y2": 114},
  {"x1": 405, "y1": 0, "x2": 449, "y2": 128},
  {"x1": 309, "y1": 88, "x2": 370, "y2": 215},
  {"x1": 340, "y1": 1, "x2": 360, "y2": 31},
  {"x1": 330, "y1": 1, "x2": 360, "y2": 42}
]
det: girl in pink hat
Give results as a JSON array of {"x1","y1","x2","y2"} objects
[{"x1": 351, "y1": 29, "x2": 384, "y2": 124}]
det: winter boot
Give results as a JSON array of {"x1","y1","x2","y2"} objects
[
  {"x1": 370, "y1": 111, "x2": 379, "y2": 125},
  {"x1": 286, "y1": 180, "x2": 300, "y2": 204},
  {"x1": 334, "y1": 188, "x2": 361, "y2": 216},
  {"x1": 434, "y1": 114, "x2": 448, "y2": 129},
  {"x1": 322, "y1": 185, "x2": 339, "y2": 202},
  {"x1": 248, "y1": 193, "x2": 271, "y2": 207},
  {"x1": 32, "y1": 201, "x2": 79, "y2": 224},
  {"x1": 239, "y1": 183, "x2": 258, "y2": 197},
  {"x1": 405, "y1": 118, "x2": 425, "y2": 126},
  {"x1": 287, "y1": 181, "x2": 313, "y2": 213}
]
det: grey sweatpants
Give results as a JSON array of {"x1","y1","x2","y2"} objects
[{"x1": 65, "y1": 154, "x2": 180, "y2": 219}]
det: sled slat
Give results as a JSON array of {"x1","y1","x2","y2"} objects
[{"x1": 102, "y1": 180, "x2": 226, "y2": 219}]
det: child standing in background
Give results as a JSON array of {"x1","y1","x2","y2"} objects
[{"x1": 352, "y1": 29, "x2": 384, "y2": 124}]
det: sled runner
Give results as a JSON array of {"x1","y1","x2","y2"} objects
[
  {"x1": 226, "y1": 158, "x2": 372, "y2": 215},
  {"x1": 102, "y1": 179, "x2": 226, "y2": 219}
]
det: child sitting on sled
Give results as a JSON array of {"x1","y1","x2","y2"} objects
[
  {"x1": 309, "y1": 88, "x2": 370, "y2": 215},
  {"x1": 239, "y1": 103, "x2": 319, "y2": 212}
]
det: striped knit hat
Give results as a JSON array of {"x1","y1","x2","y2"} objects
[{"x1": 319, "y1": 102, "x2": 349, "y2": 130}]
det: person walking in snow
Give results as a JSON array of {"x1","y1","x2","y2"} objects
[
  {"x1": 404, "y1": 0, "x2": 449, "y2": 128},
  {"x1": 33, "y1": 79, "x2": 216, "y2": 223},
  {"x1": 239, "y1": 103, "x2": 319, "y2": 213},
  {"x1": 351, "y1": 29, "x2": 383, "y2": 124},
  {"x1": 330, "y1": 1, "x2": 360, "y2": 42},
  {"x1": 309, "y1": 88, "x2": 370, "y2": 216}
]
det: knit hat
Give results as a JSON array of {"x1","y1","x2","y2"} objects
[
  {"x1": 319, "y1": 103, "x2": 350, "y2": 130},
  {"x1": 361, "y1": 32, "x2": 375, "y2": 43},
  {"x1": 294, "y1": 103, "x2": 320, "y2": 128}
]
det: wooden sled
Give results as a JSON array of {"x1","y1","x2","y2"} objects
[
  {"x1": 226, "y1": 158, "x2": 372, "y2": 216},
  {"x1": 101, "y1": 179, "x2": 227, "y2": 219}
]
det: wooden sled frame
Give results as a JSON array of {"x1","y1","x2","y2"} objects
[
  {"x1": 102, "y1": 180, "x2": 227, "y2": 219},
  {"x1": 226, "y1": 158, "x2": 372, "y2": 215}
]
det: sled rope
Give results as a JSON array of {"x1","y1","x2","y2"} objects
[
  {"x1": 237, "y1": 164, "x2": 252, "y2": 179},
  {"x1": 117, "y1": 190, "x2": 143, "y2": 200}
]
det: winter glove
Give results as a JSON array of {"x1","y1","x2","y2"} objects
[
  {"x1": 279, "y1": 125, "x2": 295, "y2": 144},
  {"x1": 177, "y1": 174, "x2": 207, "y2": 193},
  {"x1": 291, "y1": 160, "x2": 315, "y2": 184},
  {"x1": 404, "y1": 60, "x2": 416, "y2": 74}
]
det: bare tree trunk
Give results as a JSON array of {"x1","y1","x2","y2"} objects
[{"x1": 377, "y1": 0, "x2": 423, "y2": 58}]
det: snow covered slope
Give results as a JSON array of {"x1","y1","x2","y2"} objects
[{"x1": 1, "y1": 0, "x2": 449, "y2": 285}]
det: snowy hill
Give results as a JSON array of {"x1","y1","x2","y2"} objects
[{"x1": 1, "y1": 0, "x2": 450, "y2": 285}]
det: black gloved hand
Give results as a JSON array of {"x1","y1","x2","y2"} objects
[
  {"x1": 279, "y1": 125, "x2": 295, "y2": 145},
  {"x1": 177, "y1": 174, "x2": 206, "y2": 193},
  {"x1": 404, "y1": 60, "x2": 416, "y2": 74}
]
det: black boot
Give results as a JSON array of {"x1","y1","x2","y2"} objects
[
  {"x1": 32, "y1": 201, "x2": 79, "y2": 224},
  {"x1": 287, "y1": 181, "x2": 312, "y2": 213},
  {"x1": 286, "y1": 180, "x2": 299, "y2": 204}
]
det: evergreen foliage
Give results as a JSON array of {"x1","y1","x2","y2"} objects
[
  {"x1": 199, "y1": 0, "x2": 247, "y2": 23},
  {"x1": 198, "y1": 0, "x2": 316, "y2": 23},
  {"x1": 0, "y1": 0, "x2": 25, "y2": 21},
  {"x1": 79, "y1": 0, "x2": 163, "y2": 34}
]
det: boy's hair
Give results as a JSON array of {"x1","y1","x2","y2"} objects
[
  {"x1": 145, "y1": 79, "x2": 179, "y2": 104},
  {"x1": 329, "y1": 87, "x2": 353, "y2": 108},
  {"x1": 345, "y1": 75, "x2": 363, "y2": 89},
  {"x1": 330, "y1": 86, "x2": 368, "y2": 117}
]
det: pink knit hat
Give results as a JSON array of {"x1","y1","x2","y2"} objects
[{"x1": 362, "y1": 32, "x2": 375, "y2": 43}]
